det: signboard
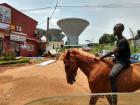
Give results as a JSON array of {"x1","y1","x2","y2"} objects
[
  {"x1": 10, "y1": 34, "x2": 26, "y2": 42},
  {"x1": 0, "y1": 5, "x2": 11, "y2": 24},
  {"x1": 0, "y1": 22, "x2": 10, "y2": 29}
]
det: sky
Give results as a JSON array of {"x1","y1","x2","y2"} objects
[{"x1": 0, "y1": 0, "x2": 140, "y2": 44}]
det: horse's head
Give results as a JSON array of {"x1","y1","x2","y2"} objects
[{"x1": 63, "y1": 49, "x2": 78, "y2": 85}]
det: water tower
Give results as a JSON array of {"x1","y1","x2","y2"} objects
[{"x1": 57, "y1": 18, "x2": 89, "y2": 45}]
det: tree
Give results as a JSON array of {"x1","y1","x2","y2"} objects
[
  {"x1": 99, "y1": 33, "x2": 116, "y2": 44},
  {"x1": 37, "y1": 28, "x2": 46, "y2": 36},
  {"x1": 135, "y1": 30, "x2": 140, "y2": 39}
]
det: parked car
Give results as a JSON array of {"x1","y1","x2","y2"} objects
[
  {"x1": 82, "y1": 45, "x2": 92, "y2": 51},
  {"x1": 130, "y1": 53, "x2": 140, "y2": 64},
  {"x1": 97, "y1": 50, "x2": 110, "y2": 56},
  {"x1": 98, "y1": 50, "x2": 114, "y2": 56}
]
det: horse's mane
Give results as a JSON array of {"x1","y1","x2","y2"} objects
[
  {"x1": 70, "y1": 48, "x2": 96, "y2": 59},
  {"x1": 71, "y1": 48, "x2": 114, "y2": 66},
  {"x1": 59, "y1": 48, "x2": 95, "y2": 60},
  {"x1": 59, "y1": 48, "x2": 113, "y2": 66}
]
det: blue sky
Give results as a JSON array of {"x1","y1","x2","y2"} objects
[{"x1": 0, "y1": 0, "x2": 140, "y2": 44}]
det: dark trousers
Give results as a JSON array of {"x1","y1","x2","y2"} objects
[
  {"x1": 109, "y1": 63, "x2": 130, "y2": 104},
  {"x1": 109, "y1": 63, "x2": 130, "y2": 92}
]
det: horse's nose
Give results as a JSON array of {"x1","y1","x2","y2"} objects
[
  {"x1": 68, "y1": 81, "x2": 73, "y2": 84},
  {"x1": 67, "y1": 78, "x2": 76, "y2": 85},
  {"x1": 67, "y1": 79, "x2": 73, "y2": 84}
]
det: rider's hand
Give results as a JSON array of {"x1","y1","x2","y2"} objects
[{"x1": 99, "y1": 56, "x2": 104, "y2": 60}]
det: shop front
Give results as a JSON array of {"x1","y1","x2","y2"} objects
[
  {"x1": 10, "y1": 32, "x2": 26, "y2": 56},
  {"x1": 0, "y1": 3, "x2": 41, "y2": 57},
  {"x1": 0, "y1": 33, "x2": 3, "y2": 54},
  {"x1": 0, "y1": 4, "x2": 11, "y2": 54}
]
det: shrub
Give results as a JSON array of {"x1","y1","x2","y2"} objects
[
  {"x1": 0, "y1": 58, "x2": 29, "y2": 65},
  {"x1": 0, "y1": 52, "x2": 16, "y2": 61}
]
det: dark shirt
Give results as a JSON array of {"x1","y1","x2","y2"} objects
[{"x1": 114, "y1": 36, "x2": 131, "y2": 64}]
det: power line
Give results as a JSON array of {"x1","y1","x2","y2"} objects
[
  {"x1": 21, "y1": 4, "x2": 140, "y2": 12},
  {"x1": 47, "y1": 0, "x2": 58, "y2": 29},
  {"x1": 37, "y1": 0, "x2": 58, "y2": 26},
  {"x1": 50, "y1": 0, "x2": 59, "y2": 19},
  {"x1": 21, "y1": 6, "x2": 52, "y2": 12},
  {"x1": 49, "y1": 19, "x2": 54, "y2": 29}
]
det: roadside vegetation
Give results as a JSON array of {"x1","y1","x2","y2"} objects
[
  {"x1": 90, "y1": 32, "x2": 140, "y2": 55},
  {"x1": 90, "y1": 43, "x2": 140, "y2": 55},
  {"x1": 0, "y1": 52, "x2": 29, "y2": 65}
]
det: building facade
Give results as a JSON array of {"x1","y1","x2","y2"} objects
[{"x1": 0, "y1": 3, "x2": 41, "y2": 56}]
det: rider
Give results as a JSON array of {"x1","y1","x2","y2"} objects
[{"x1": 100, "y1": 23, "x2": 131, "y2": 104}]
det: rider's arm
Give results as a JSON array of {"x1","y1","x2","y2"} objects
[{"x1": 100, "y1": 48, "x2": 119, "y2": 59}]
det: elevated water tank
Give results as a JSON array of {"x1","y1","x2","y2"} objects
[{"x1": 57, "y1": 18, "x2": 89, "y2": 45}]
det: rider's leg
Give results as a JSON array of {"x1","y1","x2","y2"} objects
[{"x1": 109, "y1": 63, "x2": 126, "y2": 105}]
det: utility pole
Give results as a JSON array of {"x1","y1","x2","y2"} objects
[
  {"x1": 130, "y1": 28, "x2": 137, "y2": 52},
  {"x1": 46, "y1": 17, "x2": 50, "y2": 44}
]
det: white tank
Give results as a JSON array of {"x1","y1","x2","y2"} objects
[{"x1": 57, "y1": 18, "x2": 89, "y2": 45}]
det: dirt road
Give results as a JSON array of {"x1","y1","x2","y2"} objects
[
  {"x1": 0, "y1": 60, "x2": 90, "y2": 105},
  {"x1": 0, "y1": 60, "x2": 140, "y2": 105}
]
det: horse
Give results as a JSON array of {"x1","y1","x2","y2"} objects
[{"x1": 62, "y1": 48, "x2": 140, "y2": 105}]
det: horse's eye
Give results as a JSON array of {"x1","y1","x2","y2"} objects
[
  {"x1": 65, "y1": 64, "x2": 68, "y2": 66},
  {"x1": 65, "y1": 65, "x2": 69, "y2": 69}
]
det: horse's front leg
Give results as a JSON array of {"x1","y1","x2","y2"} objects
[
  {"x1": 89, "y1": 95, "x2": 98, "y2": 105},
  {"x1": 111, "y1": 94, "x2": 117, "y2": 105},
  {"x1": 105, "y1": 94, "x2": 117, "y2": 105},
  {"x1": 105, "y1": 95, "x2": 112, "y2": 105}
]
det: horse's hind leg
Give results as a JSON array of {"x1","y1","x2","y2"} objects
[{"x1": 89, "y1": 96, "x2": 98, "y2": 105}]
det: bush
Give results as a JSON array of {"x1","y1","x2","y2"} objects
[
  {"x1": 90, "y1": 44, "x2": 114, "y2": 54},
  {"x1": 0, "y1": 52, "x2": 16, "y2": 61},
  {"x1": 0, "y1": 58, "x2": 29, "y2": 65}
]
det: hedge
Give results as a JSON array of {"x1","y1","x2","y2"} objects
[{"x1": 0, "y1": 58, "x2": 29, "y2": 65}]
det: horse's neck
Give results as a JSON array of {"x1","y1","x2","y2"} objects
[
  {"x1": 76, "y1": 55, "x2": 95, "y2": 77},
  {"x1": 76, "y1": 56, "x2": 112, "y2": 78}
]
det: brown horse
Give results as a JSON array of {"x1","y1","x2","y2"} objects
[{"x1": 63, "y1": 48, "x2": 140, "y2": 105}]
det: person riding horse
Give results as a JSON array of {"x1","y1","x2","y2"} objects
[{"x1": 100, "y1": 23, "x2": 131, "y2": 105}]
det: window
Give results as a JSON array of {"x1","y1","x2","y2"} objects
[
  {"x1": 27, "y1": 44, "x2": 34, "y2": 51},
  {"x1": 10, "y1": 42, "x2": 16, "y2": 51},
  {"x1": 0, "y1": 38, "x2": 3, "y2": 54},
  {"x1": 16, "y1": 43, "x2": 20, "y2": 51}
]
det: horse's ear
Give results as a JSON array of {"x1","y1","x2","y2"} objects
[{"x1": 66, "y1": 50, "x2": 70, "y2": 60}]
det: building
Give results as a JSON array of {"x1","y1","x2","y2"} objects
[
  {"x1": 46, "y1": 28, "x2": 64, "y2": 50},
  {"x1": 0, "y1": 3, "x2": 41, "y2": 56}
]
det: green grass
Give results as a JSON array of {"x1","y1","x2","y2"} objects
[
  {"x1": 90, "y1": 43, "x2": 140, "y2": 54},
  {"x1": 0, "y1": 58, "x2": 29, "y2": 65},
  {"x1": 90, "y1": 43, "x2": 115, "y2": 54}
]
